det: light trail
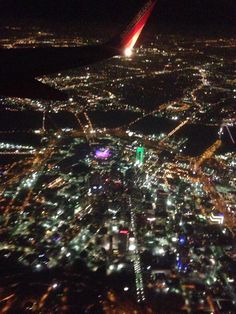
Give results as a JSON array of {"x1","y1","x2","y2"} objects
[
  {"x1": 3, "y1": 134, "x2": 57, "y2": 221},
  {"x1": 194, "y1": 139, "x2": 222, "y2": 171},
  {"x1": 73, "y1": 111, "x2": 93, "y2": 144},
  {"x1": 37, "y1": 285, "x2": 53, "y2": 310},
  {"x1": 129, "y1": 197, "x2": 145, "y2": 303},
  {"x1": 0, "y1": 293, "x2": 15, "y2": 303},
  {"x1": 161, "y1": 118, "x2": 189, "y2": 142},
  {"x1": 189, "y1": 65, "x2": 211, "y2": 109},
  {"x1": 84, "y1": 112, "x2": 94, "y2": 133},
  {"x1": 0, "y1": 151, "x2": 36, "y2": 155},
  {"x1": 0, "y1": 294, "x2": 16, "y2": 313},
  {"x1": 225, "y1": 125, "x2": 235, "y2": 144},
  {"x1": 61, "y1": 287, "x2": 69, "y2": 313},
  {"x1": 127, "y1": 100, "x2": 178, "y2": 128}
]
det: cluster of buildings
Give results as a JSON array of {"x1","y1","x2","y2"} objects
[{"x1": 0, "y1": 129, "x2": 235, "y2": 313}]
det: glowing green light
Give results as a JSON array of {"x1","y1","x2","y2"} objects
[{"x1": 136, "y1": 146, "x2": 144, "y2": 164}]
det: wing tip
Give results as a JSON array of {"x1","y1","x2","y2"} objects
[{"x1": 107, "y1": 0, "x2": 157, "y2": 51}]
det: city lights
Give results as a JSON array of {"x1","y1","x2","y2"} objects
[{"x1": 0, "y1": 11, "x2": 235, "y2": 313}]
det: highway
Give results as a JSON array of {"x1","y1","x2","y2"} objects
[{"x1": 128, "y1": 197, "x2": 145, "y2": 303}]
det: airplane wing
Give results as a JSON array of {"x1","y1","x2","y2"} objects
[
  {"x1": 0, "y1": 78, "x2": 68, "y2": 101},
  {"x1": 107, "y1": 0, "x2": 157, "y2": 53},
  {"x1": 0, "y1": 0, "x2": 157, "y2": 101}
]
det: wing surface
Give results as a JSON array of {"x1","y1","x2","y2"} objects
[
  {"x1": 107, "y1": 0, "x2": 157, "y2": 51},
  {"x1": 0, "y1": 79, "x2": 68, "y2": 101}
]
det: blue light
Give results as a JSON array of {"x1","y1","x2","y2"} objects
[
  {"x1": 179, "y1": 235, "x2": 186, "y2": 245},
  {"x1": 177, "y1": 260, "x2": 183, "y2": 270},
  {"x1": 177, "y1": 260, "x2": 188, "y2": 272}
]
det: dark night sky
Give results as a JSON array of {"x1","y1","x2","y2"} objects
[{"x1": 0, "y1": 0, "x2": 235, "y2": 32}]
